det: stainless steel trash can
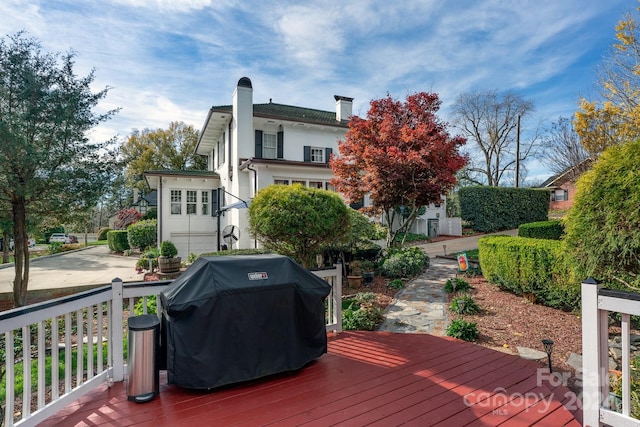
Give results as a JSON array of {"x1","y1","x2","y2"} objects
[{"x1": 127, "y1": 314, "x2": 159, "y2": 402}]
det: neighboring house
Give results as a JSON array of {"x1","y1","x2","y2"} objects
[
  {"x1": 131, "y1": 189, "x2": 157, "y2": 216},
  {"x1": 539, "y1": 159, "x2": 592, "y2": 211}
]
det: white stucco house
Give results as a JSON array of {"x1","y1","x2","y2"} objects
[
  {"x1": 145, "y1": 77, "x2": 457, "y2": 258},
  {"x1": 145, "y1": 77, "x2": 354, "y2": 257}
]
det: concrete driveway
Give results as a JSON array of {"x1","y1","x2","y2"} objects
[{"x1": 0, "y1": 245, "x2": 142, "y2": 294}]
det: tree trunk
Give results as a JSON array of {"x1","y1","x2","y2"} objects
[
  {"x1": 12, "y1": 197, "x2": 29, "y2": 307},
  {"x1": 2, "y1": 230, "x2": 9, "y2": 264}
]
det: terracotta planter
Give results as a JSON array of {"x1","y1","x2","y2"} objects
[{"x1": 158, "y1": 256, "x2": 181, "y2": 273}]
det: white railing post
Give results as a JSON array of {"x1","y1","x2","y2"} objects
[
  {"x1": 334, "y1": 264, "x2": 342, "y2": 333},
  {"x1": 582, "y1": 277, "x2": 606, "y2": 427},
  {"x1": 111, "y1": 278, "x2": 125, "y2": 382}
]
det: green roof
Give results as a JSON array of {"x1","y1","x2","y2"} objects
[
  {"x1": 211, "y1": 102, "x2": 348, "y2": 127},
  {"x1": 144, "y1": 170, "x2": 219, "y2": 178}
]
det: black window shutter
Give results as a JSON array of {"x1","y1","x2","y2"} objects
[
  {"x1": 350, "y1": 198, "x2": 364, "y2": 210},
  {"x1": 255, "y1": 130, "x2": 263, "y2": 158},
  {"x1": 304, "y1": 146, "x2": 311, "y2": 162},
  {"x1": 325, "y1": 147, "x2": 333, "y2": 163},
  {"x1": 277, "y1": 131, "x2": 284, "y2": 159},
  {"x1": 211, "y1": 189, "x2": 219, "y2": 216}
]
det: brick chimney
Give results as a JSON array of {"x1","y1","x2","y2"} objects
[{"x1": 334, "y1": 95, "x2": 353, "y2": 122}]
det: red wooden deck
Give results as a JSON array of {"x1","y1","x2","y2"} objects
[{"x1": 42, "y1": 332, "x2": 581, "y2": 426}]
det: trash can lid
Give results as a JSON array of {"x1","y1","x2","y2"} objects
[{"x1": 128, "y1": 314, "x2": 160, "y2": 331}]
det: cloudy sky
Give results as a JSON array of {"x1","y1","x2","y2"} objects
[{"x1": 0, "y1": 0, "x2": 633, "y2": 181}]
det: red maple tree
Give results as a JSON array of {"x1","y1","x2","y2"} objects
[{"x1": 330, "y1": 92, "x2": 467, "y2": 247}]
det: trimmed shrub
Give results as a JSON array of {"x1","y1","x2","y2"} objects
[
  {"x1": 380, "y1": 247, "x2": 429, "y2": 278},
  {"x1": 478, "y1": 235, "x2": 580, "y2": 310},
  {"x1": 97, "y1": 227, "x2": 111, "y2": 241},
  {"x1": 160, "y1": 240, "x2": 178, "y2": 258},
  {"x1": 564, "y1": 139, "x2": 640, "y2": 289},
  {"x1": 518, "y1": 220, "x2": 564, "y2": 240},
  {"x1": 249, "y1": 184, "x2": 350, "y2": 267},
  {"x1": 142, "y1": 208, "x2": 157, "y2": 220},
  {"x1": 127, "y1": 219, "x2": 157, "y2": 250},
  {"x1": 107, "y1": 230, "x2": 130, "y2": 253},
  {"x1": 459, "y1": 186, "x2": 549, "y2": 232},
  {"x1": 200, "y1": 248, "x2": 271, "y2": 257}
]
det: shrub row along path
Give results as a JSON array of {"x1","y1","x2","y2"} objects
[{"x1": 378, "y1": 229, "x2": 550, "y2": 361}]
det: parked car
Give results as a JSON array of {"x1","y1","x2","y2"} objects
[
  {"x1": 1, "y1": 238, "x2": 36, "y2": 250},
  {"x1": 49, "y1": 233, "x2": 71, "y2": 244}
]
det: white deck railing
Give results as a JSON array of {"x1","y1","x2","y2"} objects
[
  {"x1": 0, "y1": 265, "x2": 342, "y2": 427},
  {"x1": 582, "y1": 278, "x2": 640, "y2": 426}
]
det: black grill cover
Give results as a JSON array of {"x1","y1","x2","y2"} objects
[{"x1": 160, "y1": 254, "x2": 331, "y2": 389}]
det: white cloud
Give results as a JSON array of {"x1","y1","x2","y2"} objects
[
  {"x1": 110, "y1": 0, "x2": 231, "y2": 12},
  {"x1": 0, "y1": 0, "x2": 632, "y2": 179}
]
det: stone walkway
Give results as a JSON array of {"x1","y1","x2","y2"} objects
[
  {"x1": 377, "y1": 254, "x2": 554, "y2": 363},
  {"x1": 378, "y1": 257, "x2": 459, "y2": 335}
]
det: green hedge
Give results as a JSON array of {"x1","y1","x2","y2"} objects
[
  {"x1": 97, "y1": 227, "x2": 111, "y2": 241},
  {"x1": 459, "y1": 186, "x2": 550, "y2": 232},
  {"x1": 518, "y1": 220, "x2": 564, "y2": 240},
  {"x1": 127, "y1": 219, "x2": 157, "y2": 250},
  {"x1": 478, "y1": 235, "x2": 580, "y2": 310},
  {"x1": 107, "y1": 230, "x2": 130, "y2": 253}
]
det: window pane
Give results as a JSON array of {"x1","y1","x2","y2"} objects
[
  {"x1": 263, "y1": 133, "x2": 277, "y2": 159},
  {"x1": 274, "y1": 179, "x2": 289, "y2": 185},
  {"x1": 171, "y1": 190, "x2": 182, "y2": 215},
  {"x1": 187, "y1": 190, "x2": 197, "y2": 214},
  {"x1": 201, "y1": 191, "x2": 209, "y2": 215},
  {"x1": 309, "y1": 181, "x2": 324, "y2": 189},
  {"x1": 311, "y1": 147, "x2": 324, "y2": 163}
]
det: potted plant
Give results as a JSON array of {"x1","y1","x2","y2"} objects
[
  {"x1": 347, "y1": 260, "x2": 363, "y2": 288},
  {"x1": 158, "y1": 240, "x2": 181, "y2": 273},
  {"x1": 361, "y1": 259, "x2": 375, "y2": 285}
]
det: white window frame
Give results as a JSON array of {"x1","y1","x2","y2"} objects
[
  {"x1": 186, "y1": 190, "x2": 197, "y2": 215},
  {"x1": 171, "y1": 190, "x2": 182, "y2": 215},
  {"x1": 263, "y1": 133, "x2": 277, "y2": 159},
  {"x1": 201, "y1": 191, "x2": 209, "y2": 215},
  {"x1": 310, "y1": 147, "x2": 324, "y2": 163}
]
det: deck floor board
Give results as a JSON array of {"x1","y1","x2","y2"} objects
[{"x1": 40, "y1": 332, "x2": 581, "y2": 426}]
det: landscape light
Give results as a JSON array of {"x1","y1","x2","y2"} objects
[{"x1": 542, "y1": 339, "x2": 554, "y2": 373}]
